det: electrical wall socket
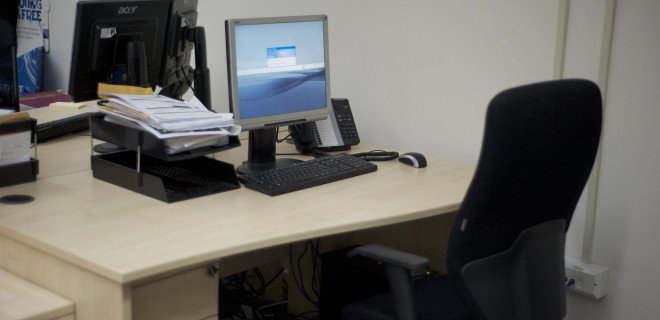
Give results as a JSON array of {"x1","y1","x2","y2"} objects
[{"x1": 565, "y1": 256, "x2": 609, "y2": 299}]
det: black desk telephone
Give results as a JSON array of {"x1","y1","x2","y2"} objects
[{"x1": 290, "y1": 98, "x2": 360, "y2": 154}]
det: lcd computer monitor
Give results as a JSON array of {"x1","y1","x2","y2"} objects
[
  {"x1": 0, "y1": 43, "x2": 19, "y2": 114},
  {"x1": 68, "y1": 0, "x2": 207, "y2": 105},
  {"x1": 68, "y1": 0, "x2": 169, "y2": 102},
  {"x1": 0, "y1": 1, "x2": 19, "y2": 114},
  {"x1": 225, "y1": 15, "x2": 331, "y2": 173}
]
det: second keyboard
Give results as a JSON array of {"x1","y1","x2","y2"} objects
[
  {"x1": 37, "y1": 112, "x2": 103, "y2": 142},
  {"x1": 238, "y1": 153, "x2": 377, "y2": 196}
]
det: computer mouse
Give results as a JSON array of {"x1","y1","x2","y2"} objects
[{"x1": 398, "y1": 152, "x2": 427, "y2": 168}]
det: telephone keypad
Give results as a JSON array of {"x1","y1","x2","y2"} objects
[{"x1": 331, "y1": 99, "x2": 360, "y2": 144}]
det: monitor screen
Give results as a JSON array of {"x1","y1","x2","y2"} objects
[
  {"x1": 226, "y1": 15, "x2": 331, "y2": 173},
  {"x1": 226, "y1": 15, "x2": 330, "y2": 130}
]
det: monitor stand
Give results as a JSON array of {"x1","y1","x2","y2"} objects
[
  {"x1": 159, "y1": 26, "x2": 211, "y2": 109},
  {"x1": 236, "y1": 127, "x2": 301, "y2": 175}
]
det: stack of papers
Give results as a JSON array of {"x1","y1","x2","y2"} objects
[{"x1": 89, "y1": 92, "x2": 240, "y2": 154}]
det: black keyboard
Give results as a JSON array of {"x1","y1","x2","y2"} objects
[
  {"x1": 36, "y1": 112, "x2": 103, "y2": 142},
  {"x1": 239, "y1": 153, "x2": 378, "y2": 196}
]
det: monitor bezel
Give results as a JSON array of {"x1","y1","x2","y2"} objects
[{"x1": 225, "y1": 15, "x2": 331, "y2": 131}]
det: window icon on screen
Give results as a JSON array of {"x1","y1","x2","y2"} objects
[{"x1": 267, "y1": 46, "x2": 296, "y2": 68}]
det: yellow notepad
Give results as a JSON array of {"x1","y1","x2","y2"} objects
[{"x1": 49, "y1": 102, "x2": 86, "y2": 110}]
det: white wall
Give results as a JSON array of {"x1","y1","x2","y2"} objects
[
  {"x1": 563, "y1": 1, "x2": 660, "y2": 319},
  {"x1": 46, "y1": 0, "x2": 558, "y2": 165},
  {"x1": 43, "y1": 1, "x2": 660, "y2": 319}
]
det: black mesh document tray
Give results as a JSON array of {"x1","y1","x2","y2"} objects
[
  {"x1": 90, "y1": 114, "x2": 240, "y2": 161},
  {"x1": 91, "y1": 151, "x2": 240, "y2": 203},
  {"x1": 89, "y1": 114, "x2": 241, "y2": 202}
]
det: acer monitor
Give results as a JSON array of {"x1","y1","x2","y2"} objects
[
  {"x1": 68, "y1": 0, "x2": 208, "y2": 106},
  {"x1": 225, "y1": 15, "x2": 331, "y2": 173}
]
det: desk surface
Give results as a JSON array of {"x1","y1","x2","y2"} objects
[{"x1": 1, "y1": 108, "x2": 474, "y2": 285}]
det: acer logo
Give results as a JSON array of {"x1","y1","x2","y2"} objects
[{"x1": 118, "y1": 6, "x2": 137, "y2": 14}]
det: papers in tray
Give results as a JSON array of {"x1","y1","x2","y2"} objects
[
  {"x1": 89, "y1": 92, "x2": 241, "y2": 154},
  {"x1": 0, "y1": 112, "x2": 32, "y2": 166}
]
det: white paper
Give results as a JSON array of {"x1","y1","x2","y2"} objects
[
  {"x1": 0, "y1": 131, "x2": 31, "y2": 166},
  {"x1": 91, "y1": 94, "x2": 241, "y2": 155},
  {"x1": 97, "y1": 92, "x2": 236, "y2": 131}
]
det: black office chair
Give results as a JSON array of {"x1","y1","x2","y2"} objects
[{"x1": 342, "y1": 79, "x2": 602, "y2": 320}]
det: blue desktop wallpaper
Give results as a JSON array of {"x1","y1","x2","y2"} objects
[{"x1": 234, "y1": 21, "x2": 327, "y2": 119}]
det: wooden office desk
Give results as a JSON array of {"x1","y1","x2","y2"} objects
[{"x1": 0, "y1": 110, "x2": 474, "y2": 319}]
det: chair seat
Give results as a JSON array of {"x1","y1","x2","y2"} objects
[{"x1": 342, "y1": 274, "x2": 480, "y2": 320}]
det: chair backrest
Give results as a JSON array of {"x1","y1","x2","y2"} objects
[{"x1": 446, "y1": 79, "x2": 602, "y2": 320}]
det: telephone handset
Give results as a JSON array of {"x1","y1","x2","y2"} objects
[{"x1": 290, "y1": 98, "x2": 360, "y2": 154}]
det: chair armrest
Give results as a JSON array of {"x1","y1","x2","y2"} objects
[
  {"x1": 347, "y1": 243, "x2": 430, "y2": 270},
  {"x1": 347, "y1": 244, "x2": 429, "y2": 320}
]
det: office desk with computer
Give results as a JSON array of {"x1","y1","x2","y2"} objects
[
  {"x1": 0, "y1": 1, "x2": 477, "y2": 319},
  {"x1": 0, "y1": 111, "x2": 474, "y2": 318}
]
